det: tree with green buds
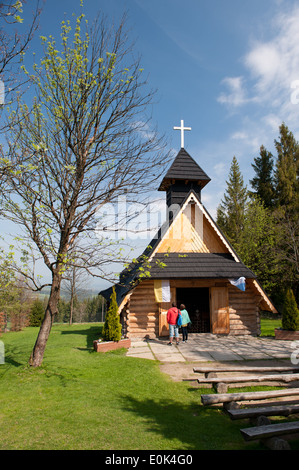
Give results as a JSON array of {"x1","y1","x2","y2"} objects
[{"x1": 0, "y1": 8, "x2": 168, "y2": 367}]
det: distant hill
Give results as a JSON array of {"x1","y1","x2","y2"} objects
[{"x1": 37, "y1": 286, "x2": 100, "y2": 302}]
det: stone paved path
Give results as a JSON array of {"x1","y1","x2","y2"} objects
[{"x1": 126, "y1": 334, "x2": 298, "y2": 363}]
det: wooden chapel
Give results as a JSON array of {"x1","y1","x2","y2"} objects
[{"x1": 100, "y1": 122, "x2": 277, "y2": 338}]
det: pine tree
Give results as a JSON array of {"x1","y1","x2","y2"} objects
[
  {"x1": 102, "y1": 287, "x2": 122, "y2": 342},
  {"x1": 273, "y1": 123, "x2": 299, "y2": 301},
  {"x1": 274, "y1": 122, "x2": 299, "y2": 207},
  {"x1": 282, "y1": 288, "x2": 299, "y2": 331},
  {"x1": 29, "y1": 299, "x2": 45, "y2": 327},
  {"x1": 216, "y1": 156, "x2": 248, "y2": 246},
  {"x1": 236, "y1": 197, "x2": 281, "y2": 299},
  {"x1": 86, "y1": 296, "x2": 101, "y2": 322},
  {"x1": 250, "y1": 145, "x2": 275, "y2": 208}
]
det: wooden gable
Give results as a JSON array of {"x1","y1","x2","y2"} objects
[
  {"x1": 146, "y1": 191, "x2": 277, "y2": 315},
  {"x1": 154, "y1": 192, "x2": 232, "y2": 256}
]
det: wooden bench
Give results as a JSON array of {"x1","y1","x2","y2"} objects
[
  {"x1": 194, "y1": 366, "x2": 299, "y2": 378},
  {"x1": 240, "y1": 421, "x2": 299, "y2": 449},
  {"x1": 201, "y1": 388, "x2": 299, "y2": 407},
  {"x1": 195, "y1": 367, "x2": 299, "y2": 393},
  {"x1": 197, "y1": 373, "x2": 299, "y2": 384},
  {"x1": 227, "y1": 403, "x2": 299, "y2": 421},
  {"x1": 197, "y1": 373, "x2": 299, "y2": 392}
]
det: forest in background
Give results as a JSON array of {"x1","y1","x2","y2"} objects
[
  {"x1": 216, "y1": 122, "x2": 298, "y2": 312},
  {"x1": 0, "y1": 276, "x2": 106, "y2": 332}
]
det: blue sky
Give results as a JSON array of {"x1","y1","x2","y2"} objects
[
  {"x1": 3, "y1": 0, "x2": 299, "y2": 290},
  {"x1": 20, "y1": 0, "x2": 299, "y2": 212}
]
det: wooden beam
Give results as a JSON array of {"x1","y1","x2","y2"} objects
[
  {"x1": 227, "y1": 404, "x2": 299, "y2": 420},
  {"x1": 194, "y1": 366, "x2": 299, "y2": 374},
  {"x1": 191, "y1": 203, "x2": 195, "y2": 228},
  {"x1": 240, "y1": 421, "x2": 299, "y2": 441},
  {"x1": 201, "y1": 388, "x2": 299, "y2": 406},
  {"x1": 197, "y1": 373, "x2": 299, "y2": 384}
]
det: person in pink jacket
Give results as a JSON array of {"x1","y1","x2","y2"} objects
[{"x1": 167, "y1": 302, "x2": 181, "y2": 345}]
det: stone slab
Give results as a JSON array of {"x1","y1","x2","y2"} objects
[
  {"x1": 127, "y1": 352, "x2": 155, "y2": 360},
  {"x1": 153, "y1": 353, "x2": 185, "y2": 362},
  {"x1": 126, "y1": 335, "x2": 296, "y2": 363}
]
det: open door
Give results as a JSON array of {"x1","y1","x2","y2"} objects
[
  {"x1": 210, "y1": 287, "x2": 230, "y2": 334},
  {"x1": 176, "y1": 287, "x2": 210, "y2": 332}
]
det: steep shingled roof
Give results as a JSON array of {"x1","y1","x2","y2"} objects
[
  {"x1": 158, "y1": 148, "x2": 211, "y2": 191},
  {"x1": 149, "y1": 252, "x2": 256, "y2": 279}
]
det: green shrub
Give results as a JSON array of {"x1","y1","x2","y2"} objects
[
  {"x1": 282, "y1": 289, "x2": 299, "y2": 331},
  {"x1": 102, "y1": 287, "x2": 122, "y2": 342}
]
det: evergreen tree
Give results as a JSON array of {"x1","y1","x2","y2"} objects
[
  {"x1": 273, "y1": 123, "x2": 299, "y2": 301},
  {"x1": 282, "y1": 288, "x2": 299, "y2": 331},
  {"x1": 274, "y1": 122, "x2": 299, "y2": 207},
  {"x1": 236, "y1": 197, "x2": 281, "y2": 299},
  {"x1": 102, "y1": 287, "x2": 122, "y2": 342},
  {"x1": 29, "y1": 299, "x2": 45, "y2": 327},
  {"x1": 216, "y1": 156, "x2": 248, "y2": 246},
  {"x1": 250, "y1": 145, "x2": 275, "y2": 208},
  {"x1": 57, "y1": 298, "x2": 70, "y2": 323},
  {"x1": 86, "y1": 296, "x2": 101, "y2": 322}
]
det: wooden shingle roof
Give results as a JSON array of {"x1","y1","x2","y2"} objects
[
  {"x1": 158, "y1": 148, "x2": 211, "y2": 191},
  {"x1": 149, "y1": 253, "x2": 256, "y2": 279}
]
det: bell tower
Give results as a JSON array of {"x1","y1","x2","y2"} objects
[{"x1": 158, "y1": 120, "x2": 211, "y2": 207}]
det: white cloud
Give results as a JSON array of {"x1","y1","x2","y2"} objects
[
  {"x1": 217, "y1": 76, "x2": 250, "y2": 107},
  {"x1": 213, "y1": 162, "x2": 226, "y2": 176},
  {"x1": 262, "y1": 113, "x2": 282, "y2": 132},
  {"x1": 217, "y1": 4, "x2": 299, "y2": 158},
  {"x1": 231, "y1": 131, "x2": 248, "y2": 140},
  {"x1": 218, "y1": 6, "x2": 299, "y2": 116},
  {"x1": 245, "y1": 43, "x2": 281, "y2": 85}
]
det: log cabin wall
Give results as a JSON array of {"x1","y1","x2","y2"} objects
[
  {"x1": 127, "y1": 280, "x2": 159, "y2": 339},
  {"x1": 126, "y1": 278, "x2": 261, "y2": 338},
  {"x1": 228, "y1": 283, "x2": 261, "y2": 336}
]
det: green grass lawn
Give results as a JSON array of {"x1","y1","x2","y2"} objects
[
  {"x1": 260, "y1": 316, "x2": 282, "y2": 337},
  {"x1": 0, "y1": 320, "x2": 294, "y2": 450}
]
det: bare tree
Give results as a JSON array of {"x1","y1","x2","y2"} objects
[{"x1": 1, "y1": 9, "x2": 169, "y2": 366}]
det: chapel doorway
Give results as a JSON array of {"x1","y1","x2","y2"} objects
[{"x1": 176, "y1": 287, "x2": 210, "y2": 333}]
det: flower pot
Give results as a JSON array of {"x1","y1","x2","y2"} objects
[
  {"x1": 275, "y1": 328, "x2": 299, "y2": 341},
  {"x1": 93, "y1": 338, "x2": 131, "y2": 352}
]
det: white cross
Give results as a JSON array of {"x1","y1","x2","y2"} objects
[{"x1": 173, "y1": 119, "x2": 191, "y2": 148}]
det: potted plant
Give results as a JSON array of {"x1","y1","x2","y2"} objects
[
  {"x1": 275, "y1": 288, "x2": 299, "y2": 340},
  {"x1": 93, "y1": 287, "x2": 131, "y2": 352}
]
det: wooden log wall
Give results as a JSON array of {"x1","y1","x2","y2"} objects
[
  {"x1": 228, "y1": 283, "x2": 261, "y2": 336},
  {"x1": 126, "y1": 279, "x2": 261, "y2": 338},
  {"x1": 127, "y1": 280, "x2": 159, "y2": 338}
]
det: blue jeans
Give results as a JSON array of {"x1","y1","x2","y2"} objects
[
  {"x1": 169, "y1": 323, "x2": 179, "y2": 339},
  {"x1": 182, "y1": 326, "x2": 188, "y2": 341}
]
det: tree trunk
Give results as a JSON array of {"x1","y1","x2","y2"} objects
[
  {"x1": 69, "y1": 268, "x2": 75, "y2": 326},
  {"x1": 29, "y1": 271, "x2": 62, "y2": 367}
]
